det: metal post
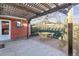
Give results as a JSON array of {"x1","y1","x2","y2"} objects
[{"x1": 67, "y1": 5, "x2": 73, "y2": 56}]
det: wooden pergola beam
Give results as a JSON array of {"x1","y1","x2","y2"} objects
[
  {"x1": 27, "y1": 3, "x2": 46, "y2": 11},
  {"x1": 41, "y1": 3, "x2": 52, "y2": 9},
  {"x1": 53, "y1": 3, "x2": 59, "y2": 7},
  {"x1": 6, "y1": 3, "x2": 38, "y2": 15},
  {"x1": 30, "y1": 4, "x2": 72, "y2": 19},
  {"x1": 0, "y1": 4, "x2": 36, "y2": 19}
]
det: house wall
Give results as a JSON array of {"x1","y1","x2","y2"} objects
[
  {"x1": 0, "y1": 17, "x2": 28, "y2": 40},
  {"x1": 11, "y1": 19, "x2": 28, "y2": 39}
]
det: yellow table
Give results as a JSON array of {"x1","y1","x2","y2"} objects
[{"x1": 38, "y1": 32, "x2": 52, "y2": 40}]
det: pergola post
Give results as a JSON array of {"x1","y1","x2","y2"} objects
[
  {"x1": 27, "y1": 19, "x2": 31, "y2": 38},
  {"x1": 27, "y1": 21, "x2": 29, "y2": 38},
  {"x1": 67, "y1": 5, "x2": 73, "y2": 56}
]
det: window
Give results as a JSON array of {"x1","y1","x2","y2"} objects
[
  {"x1": 16, "y1": 21, "x2": 22, "y2": 28},
  {"x1": 2, "y1": 21, "x2": 9, "y2": 35}
]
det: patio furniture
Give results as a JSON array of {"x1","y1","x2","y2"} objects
[
  {"x1": 0, "y1": 42, "x2": 5, "y2": 49},
  {"x1": 38, "y1": 32, "x2": 52, "y2": 40}
]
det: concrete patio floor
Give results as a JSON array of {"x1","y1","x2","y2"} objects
[{"x1": 0, "y1": 37, "x2": 66, "y2": 56}]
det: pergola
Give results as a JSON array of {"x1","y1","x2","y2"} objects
[
  {"x1": 0, "y1": 3, "x2": 79, "y2": 56},
  {"x1": 0, "y1": 3, "x2": 77, "y2": 19}
]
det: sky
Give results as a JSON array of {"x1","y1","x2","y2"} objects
[
  {"x1": 30, "y1": 4, "x2": 79, "y2": 24},
  {"x1": 73, "y1": 5, "x2": 79, "y2": 24},
  {"x1": 30, "y1": 12, "x2": 66, "y2": 24}
]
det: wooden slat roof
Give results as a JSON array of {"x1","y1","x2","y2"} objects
[{"x1": 0, "y1": 3, "x2": 78, "y2": 20}]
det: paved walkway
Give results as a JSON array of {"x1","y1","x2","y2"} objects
[{"x1": 0, "y1": 37, "x2": 66, "y2": 56}]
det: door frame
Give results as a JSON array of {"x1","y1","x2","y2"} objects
[{"x1": 0, "y1": 19, "x2": 11, "y2": 41}]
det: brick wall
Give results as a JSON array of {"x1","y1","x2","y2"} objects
[
  {"x1": 0, "y1": 17, "x2": 28, "y2": 40},
  {"x1": 11, "y1": 19, "x2": 28, "y2": 39}
]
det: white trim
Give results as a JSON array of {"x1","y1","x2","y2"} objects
[
  {"x1": 0, "y1": 19, "x2": 11, "y2": 41},
  {"x1": 0, "y1": 15, "x2": 27, "y2": 20}
]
